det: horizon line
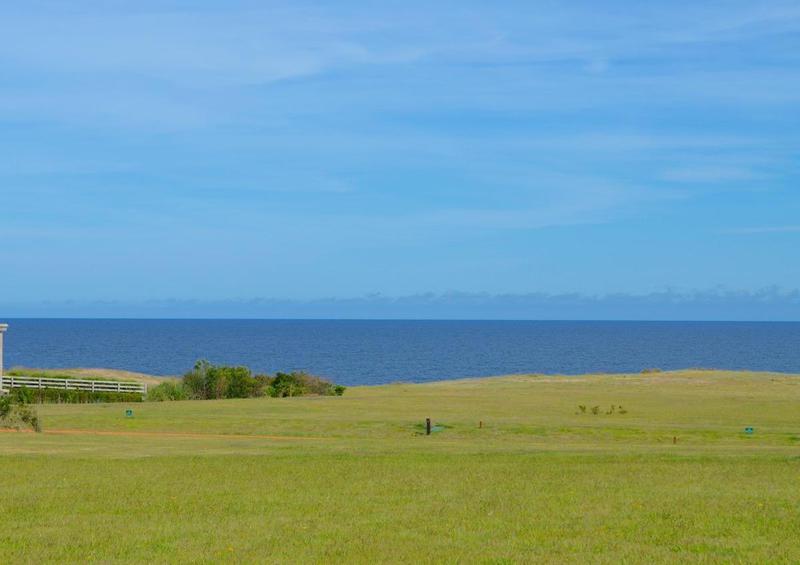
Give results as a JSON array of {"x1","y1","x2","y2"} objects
[{"x1": 3, "y1": 317, "x2": 800, "y2": 323}]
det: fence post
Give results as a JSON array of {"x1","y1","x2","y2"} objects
[
  {"x1": 0, "y1": 324, "x2": 6, "y2": 378},
  {"x1": 4, "y1": 376, "x2": 148, "y2": 397}
]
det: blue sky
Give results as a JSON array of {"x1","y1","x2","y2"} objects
[{"x1": 1, "y1": 1, "x2": 799, "y2": 317}]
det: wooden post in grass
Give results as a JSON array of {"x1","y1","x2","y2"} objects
[{"x1": 426, "y1": 418, "x2": 431, "y2": 435}]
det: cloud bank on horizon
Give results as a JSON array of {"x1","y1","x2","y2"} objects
[
  {"x1": 1, "y1": 1, "x2": 799, "y2": 318},
  {"x1": 3, "y1": 288, "x2": 800, "y2": 321}
]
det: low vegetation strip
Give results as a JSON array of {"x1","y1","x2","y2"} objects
[
  {"x1": 5, "y1": 360, "x2": 346, "y2": 404},
  {"x1": 6, "y1": 387, "x2": 143, "y2": 405},
  {"x1": 147, "y1": 359, "x2": 346, "y2": 401}
]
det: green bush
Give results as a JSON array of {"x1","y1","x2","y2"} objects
[
  {"x1": 9, "y1": 387, "x2": 142, "y2": 404},
  {"x1": 0, "y1": 396, "x2": 42, "y2": 432},
  {"x1": 146, "y1": 381, "x2": 188, "y2": 401},
  {"x1": 268, "y1": 371, "x2": 345, "y2": 397},
  {"x1": 268, "y1": 372, "x2": 306, "y2": 397},
  {"x1": 182, "y1": 360, "x2": 261, "y2": 400},
  {"x1": 182, "y1": 361, "x2": 206, "y2": 399},
  {"x1": 174, "y1": 361, "x2": 345, "y2": 401},
  {"x1": 0, "y1": 397, "x2": 10, "y2": 419},
  {"x1": 226, "y1": 366, "x2": 259, "y2": 398}
]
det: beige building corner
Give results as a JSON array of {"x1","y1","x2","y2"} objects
[{"x1": 0, "y1": 323, "x2": 7, "y2": 378}]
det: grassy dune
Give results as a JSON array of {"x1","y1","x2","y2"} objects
[
  {"x1": 9, "y1": 366, "x2": 170, "y2": 385},
  {"x1": 2, "y1": 370, "x2": 799, "y2": 563}
]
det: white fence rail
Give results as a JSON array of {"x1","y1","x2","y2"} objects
[{"x1": 0, "y1": 375, "x2": 147, "y2": 395}]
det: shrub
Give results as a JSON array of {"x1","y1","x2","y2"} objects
[
  {"x1": 641, "y1": 368, "x2": 662, "y2": 374},
  {"x1": 8, "y1": 387, "x2": 141, "y2": 404},
  {"x1": 0, "y1": 396, "x2": 42, "y2": 432},
  {"x1": 146, "y1": 381, "x2": 188, "y2": 401},
  {"x1": 182, "y1": 360, "x2": 261, "y2": 400},
  {"x1": 0, "y1": 398, "x2": 10, "y2": 419},
  {"x1": 268, "y1": 371, "x2": 344, "y2": 397},
  {"x1": 253, "y1": 374, "x2": 273, "y2": 397},
  {"x1": 182, "y1": 360, "x2": 209, "y2": 399},
  {"x1": 225, "y1": 366, "x2": 259, "y2": 399},
  {"x1": 170, "y1": 361, "x2": 345, "y2": 401},
  {"x1": 268, "y1": 372, "x2": 307, "y2": 397}
]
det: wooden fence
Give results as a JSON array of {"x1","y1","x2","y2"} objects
[{"x1": 0, "y1": 375, "x2": 147, "y2": 395}]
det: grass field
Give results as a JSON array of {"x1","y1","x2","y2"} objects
[{"x1": 2, "y1": 369, "x2": 799, "y2": 563}]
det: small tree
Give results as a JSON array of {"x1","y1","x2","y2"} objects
[
  {"x1": 183, "y1": 360, "x2": 211, "y2": 399},
  {"x1": 177, "y1": 361, "x2": 344, "y2": 401},
  {"x1": 224, "y1": 366, "x2": 257, "y2": 399}
]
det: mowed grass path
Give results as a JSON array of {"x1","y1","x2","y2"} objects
[{"x1": 2, "y1": 370, "x2": 800, "y2": 563}]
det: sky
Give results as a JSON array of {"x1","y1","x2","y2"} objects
[{"x1": 1, "y1": 1, "x2": 799, "y2": 318}]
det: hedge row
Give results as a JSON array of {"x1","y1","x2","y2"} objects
[
  {"x1": 147, "y1": 360, "x2": 346, "y2": 401},
  {"x1": 8, "y1": 387, "x2": 143, "y2": 404}
]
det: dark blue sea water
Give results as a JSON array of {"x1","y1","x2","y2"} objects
[{"x1": 3, "y1": 320, "x2": 800, "y2": 385}]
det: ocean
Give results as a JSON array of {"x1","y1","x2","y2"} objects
[{"x1": 3, "y1": 319, "x2": 800, "y2": 385}]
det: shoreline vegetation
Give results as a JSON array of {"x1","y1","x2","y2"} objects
[
  {"x1": 148, "y1": 360, "x2": 346, "y2": 401},
  {"x1": 5, "y1": 361, "x2": 346, "y2": 405}
]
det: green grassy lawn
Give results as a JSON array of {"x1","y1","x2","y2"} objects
[{"x1": 2, "y1": 370, "x2": 799, "y2": 563}]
